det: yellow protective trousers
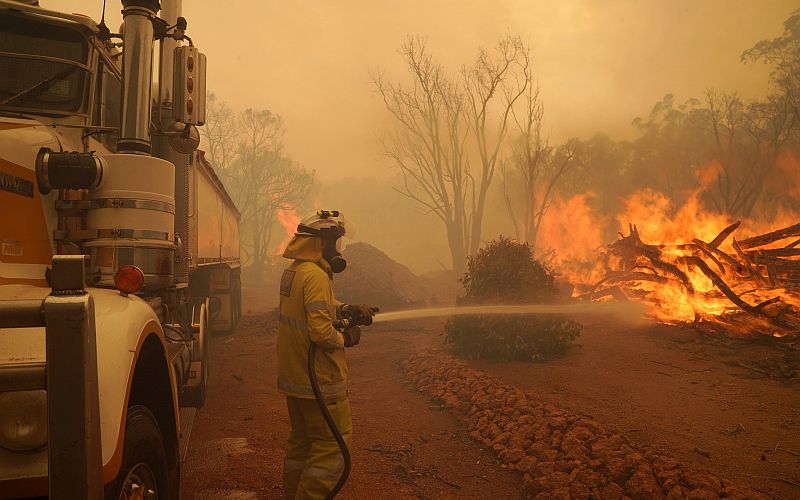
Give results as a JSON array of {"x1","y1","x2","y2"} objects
[{"x1": 283, "y1": 396, "x2": 353, "y2": 500}]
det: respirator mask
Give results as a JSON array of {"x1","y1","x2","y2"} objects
[{"x1": 323, "y1": 237, "x2": 347, "y2": 273}]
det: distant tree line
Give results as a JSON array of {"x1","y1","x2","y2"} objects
[
  {"x1": 555, "y1": 10, "x2": 799, "y2": 233},
  {"x1": 201, "y1": 94, "x2": 315, "y2": 277},
  {"x1": 375, "y1": 10, "x2": 799, "y2": 273}
]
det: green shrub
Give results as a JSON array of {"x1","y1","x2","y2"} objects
[
  {"x1": 445, "y1": 236, "x2": 581, "y2": 361},
  {"x1": 460, "y1": 237, "x2": 557, "y2": 304}
]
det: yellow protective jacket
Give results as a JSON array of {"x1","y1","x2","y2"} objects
[{"x1": 277, "y1": 235, "x2": 348, "y2": 402}]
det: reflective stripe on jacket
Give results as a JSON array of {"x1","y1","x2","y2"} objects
[{"x1": 277, "y1": 258, "x2": 347, "y2": 401}]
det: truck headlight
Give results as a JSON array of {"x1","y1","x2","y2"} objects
[{"x1": 0, "y1": 391, "x2": 48, "y2": 451}]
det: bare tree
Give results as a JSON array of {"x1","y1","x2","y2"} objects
[
  {"x1": 704, "y1": 89, "x2": 796, "y2": 217},
  {"x1": 201, "y1": 101, "x2": 315, "y2": 276},
  {"x1": 373, "y1": 35, "x2": 531, "y2": 274},
  {"x1": 463, "y1": 34, "x2": 531, "y2": 254},
  {"x1": 373, "y1": 37, "x2": 471, "y2": 274},
  {"x1": 501, "y1": 93, "x2": 578, "y2": 250},
  {"x1": 202, "y1": 92, "x2": 237, "y2": 172}
]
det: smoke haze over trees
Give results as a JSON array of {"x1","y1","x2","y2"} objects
[
  {"x1": 197, "y1": 7, "x2": 798, "y2": 278},
  {"x1": 201, "y1": 94, "x2": 315, "y2": 277},
  {"x1": 372, "y1": 35, "x2": 532, "y2": 275}
]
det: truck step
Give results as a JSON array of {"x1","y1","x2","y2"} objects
[{"x1": 179, "y1": 406, "x2": 198, "y2": 462}]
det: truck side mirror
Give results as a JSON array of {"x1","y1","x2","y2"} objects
[
  {"x1": 172, "y1": 45, "x2": 206, "y2": 126},
  {"x1": 168, "y1": 123, "x2": 201, "y2": 154}
]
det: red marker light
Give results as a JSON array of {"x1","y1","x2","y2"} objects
[{"x1": 114, "y1": 266, "x2": 144, "y2": 295}]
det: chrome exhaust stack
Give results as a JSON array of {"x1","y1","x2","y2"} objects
[{"x1": 118, "y1": 0, "x2": 160, "y2": 155}]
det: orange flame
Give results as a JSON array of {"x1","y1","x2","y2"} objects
[
  {"x1": 275, "y1": 204, "x2": 301, "y2": 256},
  {"x1": 535, "y1": 159, "x2": 800, "y2": 336},
  {"x1": 537, "y1": 193, "x2": 607, "y2": 287}
]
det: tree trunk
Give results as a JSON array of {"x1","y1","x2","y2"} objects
[
  {"x1": 446, "y1": 219, "x2": 467, "y2": 276},
  {"x1": 252, "y1": 227, "x2": 263, "y2": 279}
]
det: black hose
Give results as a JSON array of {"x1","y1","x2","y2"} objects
[{"x1": 308, "y1": 342, "x2": 351, "y2": 500}]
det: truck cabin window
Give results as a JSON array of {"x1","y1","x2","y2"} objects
[
  {"x1": 92, "y1": 58, "x2": 122, "y2": 149},
  {"x1": 0, "y1": 16, "x2": 89, "y2": 114}
]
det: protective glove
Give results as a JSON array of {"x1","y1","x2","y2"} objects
[
  {"x1": 344, "y1": 304, "x2": 378, "y2": 326},
  {"x1": 342, "y1": 325, "x2": 361, "y2": 347}
]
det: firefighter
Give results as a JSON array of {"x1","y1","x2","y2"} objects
[{"x1": 277, "y1": 210, "x2": 374, "y2": 500}]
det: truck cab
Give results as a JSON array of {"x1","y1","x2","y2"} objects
[{"x1": 0, "y1": 1, "x2": 239, "y2": 497}]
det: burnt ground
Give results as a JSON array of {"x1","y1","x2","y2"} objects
[{"x1": 181, "y1": 286, "x2": 800, "y2": 499}]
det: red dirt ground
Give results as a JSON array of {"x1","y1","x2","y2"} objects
[
  {"x1": 181, "y1": 288, "x2": 520, "y2": 499},
  {"x1": 181, "y1": 287, "x2": 800, "y2": 499}
]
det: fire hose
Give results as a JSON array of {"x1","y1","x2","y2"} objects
[{"x1": 307, "y1": 307, "x2": 378, "y2": 500}]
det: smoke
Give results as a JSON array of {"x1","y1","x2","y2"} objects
[
  {"x1": 46, "y1": 0, "x2": 795, "y2": 180},
  {"x1": 43, "y1": 0, "x2": 799, "y2": 274}
]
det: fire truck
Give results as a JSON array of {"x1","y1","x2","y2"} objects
[{"x1": 0, "y1": 0, "x2": 240, "y2": 497}]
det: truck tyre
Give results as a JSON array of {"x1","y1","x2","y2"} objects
[
  {"x1": 184, "y1": 303, "x2": 209, "y2": 407},
  {"x1": 105, "y1": 405, "x2": 170, "y2": 499}
]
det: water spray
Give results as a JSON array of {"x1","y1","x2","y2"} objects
[{"x1": 372, "y1": 301, "x2": 647, "y2": 324}]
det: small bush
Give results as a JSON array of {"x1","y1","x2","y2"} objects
[
  {"x1": 445, "y1": 236, "x2": 581, "y2": 361},
  {"x1": 460, "y1": 237, "x2": 557, "y2": 303}
]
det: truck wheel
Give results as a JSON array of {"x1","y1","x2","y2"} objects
[{"x1": 105, "y1": 405, "x2": 169, "y2": 499}]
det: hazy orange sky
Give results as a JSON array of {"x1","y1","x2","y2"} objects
[{"x1": 49, "y1": 1, "x2": 797, "y2": 180}]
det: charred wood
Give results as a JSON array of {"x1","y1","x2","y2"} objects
[
  {"x1": 739, "y1": 223, "x2": 800, "y2": 249},
  {"x1": 709, "y1": 221, "x2": 741, "y2": 248}
]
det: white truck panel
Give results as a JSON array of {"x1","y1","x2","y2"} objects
[{"x1": 0, "y1": 285, "x2": 169, "y2": 482}]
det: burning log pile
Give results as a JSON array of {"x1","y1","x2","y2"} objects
[
  {"x1": 402, "y1": 353, "x2": 767, "y2": 499},
  {"x1": 580, "y1": 222, "x2": 800, "y2": 339}
]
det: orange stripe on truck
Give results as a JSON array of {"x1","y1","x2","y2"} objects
[{"x1": 0, "y1": 157, "x2": 52, "y2": 284}]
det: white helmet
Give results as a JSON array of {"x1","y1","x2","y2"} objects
[{"x1": 296, "y1": 210, "x2": 351, "y2": 239}]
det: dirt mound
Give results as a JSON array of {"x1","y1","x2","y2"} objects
[
  {"x1": 402, "y1": 353, "x2": 768, "y2": 499},
  {"x1": 335, "y1": 242, "x2": 430, "y2": 310}
]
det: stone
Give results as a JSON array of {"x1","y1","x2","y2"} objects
[
  {"x1": 516, "y1": 456, "x2": 538, "y2": 474},
  {"x1": 533, "y1": 461, "x2": 557, "y2": 477},
  {"x1": 562, "y1": 437, "x2": 590, "y2": 460},
  {"x1": 498, "y1": 446, "x2": 524, "y2": 464},
  {"x1": 652, "y1": 455, "x2": 681, "y2": 471},
  {"x1": 601, "y1": 482, "x2": 626, "y2": 500},
  {"x1": 573, "y1": 467, "x2": 607, "y2": 489},
  {"x1": 604, "y1": 455, "x2": 634, "y2": 483},
  {"x1": 529, "y1": 471, "x2": 571, "y2": 494},
  {"x1": 577, "y1": 418, "x2": 607, "y2": 434},
  {"x1": 549, "y1": 430, "x2": 564, "y2": 449},
  {"x1": 556, "y1": 459, "x2": 581, "y2": 473},
  {"x1": 683, "y1": 471, "x2": 723, "y2": 492},
  {"x1": 570, "y1": 481, "x2": 593, "y2": 499},
  {"x1": 686, "y1": 489, "x2": 719, "y2": 500},
  {"x1": 625, "y1": 469, "x2": 665, "y2": 500},
  {"x1": 536, "y1": 489, "x2": 571, "y2": 500},
  {"x1": 592, "y1": 434, "x2": 627, "y2": 453},
  {"x1": 666, "y1": 486, "x2": 684, "y2": 500}
]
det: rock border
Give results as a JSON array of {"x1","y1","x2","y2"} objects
[{"x1": 401, "y1": 352, "x2": 767, "y2": 500}]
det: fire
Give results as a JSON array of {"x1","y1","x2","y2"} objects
[
  {"x1": 275, "y1": 204, "x2": 301, "y2": 255},
  {"x1": 615, "y1": 189, "x2": 730, "y2": 247},
  {"x1": 537, "y1": 193, "x2": 607, "y2": 287},
  {"x1": 536, "y1": 162, "x2": 800, "y2": 339}
]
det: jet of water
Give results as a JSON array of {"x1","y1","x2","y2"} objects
[{"x1": 373, "y1": 302, "x2": 646, "y2": 324}]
